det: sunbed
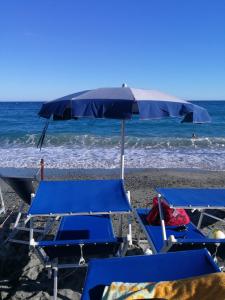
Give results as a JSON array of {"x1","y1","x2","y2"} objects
[
  {"x1": 81, "y1": 248, "x2": 220, "y2": 300},
  {"x1": 0, "y1": 175, "x2": 35, "y2": 205},
  {"x1": 0, "y1": 175, "x2": 35, "y2": 236},
  {"x1": 26, "y1": 179, "x2": 132, "y2": 299},
  {"x1": 136, "y1": 188, "x2": 225, "y2": 255},
  {"x1": 0, "y1": 175, "x2": 35, "y2": 216}
]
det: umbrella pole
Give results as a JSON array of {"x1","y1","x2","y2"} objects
[
  {"x1": 120, "y1": 120, "x2": 125, "y2": 179},
  {"x1": 120, "y1": 120, "x2": 133, "y2": 245},
  {"x1": 119, "y1": 119, "x2": 125, "y2": 239}
]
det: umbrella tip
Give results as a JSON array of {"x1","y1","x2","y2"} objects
[{"x1": 122, "y1": 83, "x2": 127, "y2": 88}]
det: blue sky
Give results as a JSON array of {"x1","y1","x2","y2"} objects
[{"x1": 0, "y1": 0, "x2": 224, "y2": 100}]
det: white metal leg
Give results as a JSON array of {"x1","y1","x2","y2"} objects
[
  {"x1": 197, "y1": 210, "x2": 205, "y2": 229},
  {"x1": 13, "y1": 202, "x2": 25, "y2": 229},
  {"x1": 126, "y1": 191, "x2": 132, "y2": 246},
  {"x1": 29, "y1": 218, "x2": 34, "y2": 245},
  {"x1": 0, "y1": 186, "x2": 5, "y2": 214},
  {"x1": 158, "y1": 194, "x2": 167, "y2": 245},
  {"x1": 79, "y1": 244, "x2": 85, "y2": 265},
  {"x1": 120, "y1": 239, "x2": 129, "y2": 256},
  {"x1": 120, "y1": 120, "x2": 125, "y2": 180},
  {"x1": 119, "y1": 215, "x2": 123, "y2": 237},
  {"x1": 53, "y1": 266, "x2": 58, "y2": 300}
]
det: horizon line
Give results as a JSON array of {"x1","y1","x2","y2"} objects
[{"x1": 1, "y1": 98, "x2": 225, "y2": 102}]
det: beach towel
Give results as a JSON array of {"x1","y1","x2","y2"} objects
[
  {"x1": 146, "y1": 196, "x2": 190, "y2": 226},
  {"x1": 102, "y1": 272, "x2": 225, "y2": 300},
  {"x1": 102, "y1": 281, "x2": 156, "y2": 300}
]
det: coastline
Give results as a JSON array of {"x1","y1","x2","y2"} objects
[
  {"x1": 1, "y1": 166, "x2": 225, "y2": 178},
  {"x1": 1, "y1": 167, "x2": 225, "y2": 299}
]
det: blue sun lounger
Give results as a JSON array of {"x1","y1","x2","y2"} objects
[
  {"x1": 26, "y1": 179, "x2": 132, "y2": 299},
  {"x1": 81, "y1": 248, "x2": 220, "y2": 300},
  {"x1": 0, "y1": 174, "x2": 35, "y2": 216},
  {"x1": 136, "y1": 188, "x2": 225, "y2": 255},
  {"x1": 0, "y1": 174, "x2": 38, "y2": 244}
]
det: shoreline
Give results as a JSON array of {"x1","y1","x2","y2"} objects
[{"x1": 1, "y1": 166, "x2": 225, "y2": 178}]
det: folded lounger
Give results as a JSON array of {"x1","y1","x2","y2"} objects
[
  {"x1": 0, "y1": 175, "x2": 36, "y2": 237},
  {"x1": 81, "y1": 248, "x2": 220, "y2": 300},
  {"x1": 0, "y1": 175, "x2": 35, "y2": 215},
  {"x1": 0, "y1": 175, "x2": 57, "y2": 246},
  {"x1": 0, "y1": 175, "x2": 35, "y2": 206}
]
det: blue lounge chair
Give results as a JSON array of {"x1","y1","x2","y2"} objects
[
  {"x1": 0, "y1": 175, "x2": 35, "y2": 216},
  {"x1": 81, "y1": 248, "x2": 220, "y2": 300},
  {"x1": 0, "y1": 175, "x2": 35, "y2": 206},
  {"x1": 26, "y1": 179, "x2": 132, "y2": 299},
  {"x1": 136, "y1": 188, "x2": 225, "y2": 255},
  {"x1": 0, "y1": 175, "x2": 37, "y2": 243}
]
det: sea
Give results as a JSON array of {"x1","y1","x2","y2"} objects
[{"x1": 0, "y1": 101, "x2": 225, "y2": 172}]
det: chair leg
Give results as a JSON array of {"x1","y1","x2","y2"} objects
[
  {"x1": 48, "y1": 268, "x2": 52, "y2": 279},
  {"x1": 6, "y1": 202, "x2": 26, "y2": 243},
  {"x1": 137, "y1": 228, "x2": 141, "y2": 245},
  {"x1": 119, "y1": 239, "x2": 129, "y2": 257},
  {"x1": 126, "y1": 191, "x2": 133, "y2": 246},
  {"x1": 0, "y1": 186, "x2": 5, "y2": 214},
  {"x1": 197, "y1": 210, "x2": 205, "y2": 229},
  {"x1": 119, "y1": 215, "x2": 123, "y2": 237},
  {"x1": 53, "y1": 266, "x2": 58, "y2": 300},
  {"x1": 13, "y1": 202, "x2": 25, "y2": 229},
  {"x1": 79, "y1": 244, "x2": 86, "y2": 265}
]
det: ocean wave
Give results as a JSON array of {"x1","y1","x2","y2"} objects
[
  {"x1": 1, "y1": 101, "x2": 225, "y2": 170},
  {"x1": 1, "y1": 133, "x2": 225, "y2": 150},
  {"x1": 0, "y1": 145, "x2": 225, "y2": 170},
  {"x1": 1, "y1": 133, "x2": 225, "y2": 171}
]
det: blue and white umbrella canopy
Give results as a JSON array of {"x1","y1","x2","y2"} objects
[
  {"x1": 38, "y1": 86, "x2": 211, "y2": 178},
  {"x1": 39, "y1": 86, "x2": 211, "y2": 123}
]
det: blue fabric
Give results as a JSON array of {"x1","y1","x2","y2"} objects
[
  {"x1": 28, "y1": 179, "x2": 131, "y2": 216},
  {"x1": 156, "y1": 188, "x2": 225, "y2": 208},
  {"x1": 38, "y1": 215, "x2": 120, "y2": 259},
  {"x1": 81, "y1": 249, "x2": 220, "y2": 300},
  {"x1": 71, "y1": 99, "x2": 133, "y2": 119},
  {"x1": 136, "y1": 209, "x2": 225, "y2": 253},
  {"x1": 137, "y1": 101, "x2": 192, "y2": 120},
  {"x1": 38, "y1": 215, "x2": 117, "y2": 247},
  {"x1": 38, "y1": 87, "x2": 211, "y2": 123}
]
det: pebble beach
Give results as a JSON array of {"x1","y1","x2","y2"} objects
[{"x1": 0, "y1": 168, "x2": 225, "y2": 299}]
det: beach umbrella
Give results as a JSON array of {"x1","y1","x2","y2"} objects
[{"x1": 38, "y1": 85, "x2": 211, "y2": 178}]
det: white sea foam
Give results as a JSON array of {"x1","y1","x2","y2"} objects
[
  {"x1": 1, "y1": 101, "x2": 225, "y2": 171},
  {"x1": 0, "y1": 144, "x2": 225, "y2": 170}
]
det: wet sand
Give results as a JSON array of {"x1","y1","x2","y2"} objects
[{"x1": 0, "y1": 168, "x2": 225, "y2": 299}]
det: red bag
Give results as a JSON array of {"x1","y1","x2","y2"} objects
[{"x1": 146, "y1": 197, "x2": 190, "y2": 226}]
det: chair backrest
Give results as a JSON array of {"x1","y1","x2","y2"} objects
[{"x1": 0, "y1": 176, "x2": 35, "y2": 205}]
